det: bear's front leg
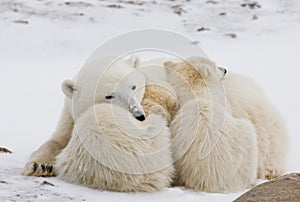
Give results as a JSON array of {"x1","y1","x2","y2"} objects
[
  {"x1": 23, "y1": 101, "x2": 74, "y2": 177},
  {"x1": 22, "y1": 140, "x2": 62, "y2": 177}
]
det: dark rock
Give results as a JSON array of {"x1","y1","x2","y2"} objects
[
  {"x1": 225, "y1": 33, "x2": 237, "y2": 38},
  {"x1": 197, "y1": 27, "x2": 210, "y2": 32},
  {"x1": 206, "y1": 0, "x2": 218, "y2": 4},
  {"x1": 0, "y1": 147, "x2": 12, "y2": 153},
  {"x1": 41, "y1": 180, "x2": 55, "y2": 187},
  {"x1": 241, "y1": 2, "x2": 261, "y2": 9},
  {"x1": 13, "y1": 20, "x2": 28, "y2": 24},
  {"x1": 172, "y1": 5, "x2": 185, "y2": 15},
  {"x1": 252, "y1": 15, "x2": 258, "y2": 20},
  {"x1": 119, "y1": 1, "x2": 144, "y2": 6},
  {"x1": 106, "y1": 4, "x2": 123, "y2": 8},
  {"x1": 64, "y1": 1, "x2": 93, "y2": 7},
  {"x1": 234, "y1": 173, "x2": 300, "y2": 202}
]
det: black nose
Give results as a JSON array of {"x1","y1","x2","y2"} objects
[{"x1": 136, "y1": 115, "x2": 145, "y2": 121}]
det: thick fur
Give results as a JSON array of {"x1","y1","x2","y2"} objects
[
  {"x1": 220, "y1": 73, "x2": 289, "y2": 179},
  {"x1": 137, "y1": 57, "x2": 180, "y2": 124},
  {"x1": 142, "y1": 84, "x2": 179, "y2": 124},
  {"x1": 55, "y1": 103, "x2": 174, "y2": 192},
  {"x1": 165, "y1": 57, "x2": 288, "y2": 192},
  {"x1": 22, "y1": 56, "x2": 146, "y2": 177},
  {"x1": 54, "y1": 60, "x2": 178, "y2": 192},
  {"x1": 165, "y1": 57, "x2": 259, "y2": 192},
  {"x1": 171, "y1": 98, "x2": 258, "y2": 192},
  {"x1": 23, "y1": 56, "x2": 178, "y2": 193}
]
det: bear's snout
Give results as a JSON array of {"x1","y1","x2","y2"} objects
[{"x1": 135, "y1": 115, "x2": 145, "y2": 122}]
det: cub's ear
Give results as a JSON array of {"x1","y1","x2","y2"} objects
[
  {"x1": 218, "y1": 66, "x2": 227, "y2": 78},
  {"x1": 128, "y1": 55, "x2": 141, "y2": 68},
  {"x1": 62, "y1": 80, "x2": 77, "y2": 99},
  {"x1": 163, "y1": 61, "x2": 177, "y2": 75},
  {"x1": 188, "y1": 57, "x2": 217, "y2": 79}
]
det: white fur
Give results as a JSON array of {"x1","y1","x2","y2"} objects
[
  {"x1": 22, "y1": 56, "x2": 146, "y2": 177},
  {"x1": 136, "y1": 58, "x2": 180, "y2": 124},
  {"x1": 55, "y1": 103, "x2": 174, "y2": 192},
  {"x1": 164, "y1": 56, "x2": 288, "y2": 192},
  {"x1": 68, "y1": 56, "x2": 146, "y2": 119},
  {"x1": 171, "y1": 98, "x2": 258, "y2": 192},
  {"x1": 23, "y1": 55, "x2": 176, "y2": 192},
  {"x1": 222, "y1": 72, "x2": 289, "y2": 179}
]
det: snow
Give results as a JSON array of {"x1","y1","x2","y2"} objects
[{"x1": 0, "y1": 0, "x2": 300, "y2": 201}]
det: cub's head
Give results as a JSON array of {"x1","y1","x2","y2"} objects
[
  {"x1": 164, "y1": 57, "x2": 226, "y2": 87},
  {"x1": 62, "y1": 56, "x2": 146, "y2": 121},
  {"x1": 163, "y1": 57, "x2": 226, "y2": 103},
  {"x1": 141, "y1": 83, "x2": 179, "y2": 124}
]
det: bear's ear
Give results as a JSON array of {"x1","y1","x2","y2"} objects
[
  {"x1": 163, "y1": 61, "x2": 177, "y2": 75},
  {"x1": 62, "y1": 80, "x2": 76, "y2": 99},
  {"x1": 218, "y1": 66, "x2": 227, "y2": 78},
  {"x1": 187, "y1": 57, "x2": 218, "y2": 79},
  {"x1": 128, "y1": 55, "x2": 141, "y2": 68}
]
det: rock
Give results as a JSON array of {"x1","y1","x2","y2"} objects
[
  {"x1": 64, "y1": 1, "x2": 93, "y2": 7},
  {"x1": 234, "y1": 173, "x2": 300, "y2": 202},
  {"x1": 0, "y1": 147, "x2": 12, "y2": 153},
  {"x1": 241, "y1": 2, "x2": 261, "y2": 9},
  {"x1": 206, "y1": 0, "x2": 218, "y2": 4},
  {"x1": 13, "y1": 20, "x2": 29, "y2": 24},
  {"x1": 225, "y1": 33, "x2": 237, "y2": 38},
  {"x1": 252, "y1": 15, "x2": 258, "y2": 20},
  {"x1": 172, "y1": 5, "x2": 185, "y2": 16},
  {"x1": 197, "y1": 27, "x2": 210, "y2": 32},
  {"x1": 41, "y1": 180, "x2": 55, "y2": 187},
  {"x1": 119, "y1": 1, "x2": 144, "y2": 6},
  {"x1": 106, "y1": 4, "x2": 123, "y2": 9}
]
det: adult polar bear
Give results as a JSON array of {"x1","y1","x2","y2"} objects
[
  {"x1": 54, "y1": 81, "x2": 179, "y2": 191},
  {"x1": 22, "y1": 56, "x2": 147, "y2": 177}
]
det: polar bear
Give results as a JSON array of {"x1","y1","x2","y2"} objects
[
  {"x1": 54, "y1": 57, "x2": 178, "y2": 192},
  {"x1": 55, "y1": 102, "x2": 174, "y2": 192},
  {"x1": 22, "y1": 56, "x2": 180, "y2": 181},
  {"x1": 164, "y1": 57, "x2": 258, "y2": 192},
  {"x1": 22, "y1": 56, "x2": 147, "y2": 177}
]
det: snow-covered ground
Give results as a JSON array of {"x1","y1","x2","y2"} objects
[{"x1": 0, "y1": 0, "x2": 300, "y2": 201}]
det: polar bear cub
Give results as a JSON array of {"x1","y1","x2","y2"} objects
[
  {"x1": 55, "y1": 102, "x2": 174, "y2": 192},
  {"x1": 165, "y1": 57, "x2": 258, "y2": 192}
]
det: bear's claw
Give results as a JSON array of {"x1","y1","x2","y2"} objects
[
  {"x1": 22, "y1": 162, "x2": 55, "y2": 177},
  {"x1": 265, "y1": 169, "x2": 281, "y2": 180}
]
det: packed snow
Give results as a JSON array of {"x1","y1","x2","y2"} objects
[{"x1": 0, "y1": 0, "x2": 300, "y2": 201}]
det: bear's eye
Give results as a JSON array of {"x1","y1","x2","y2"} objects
[
  {"x1": 105, "y1": 95, "x2": 114, "y2": 99},
  {"x1": 131, "y1": 85, "x2": 136, "y2": 90}
]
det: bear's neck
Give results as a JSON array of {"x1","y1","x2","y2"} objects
[{"x1": 176, "y1": 79, "x2": 225, "y2": 107}]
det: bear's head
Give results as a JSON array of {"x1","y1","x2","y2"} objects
[
  {"x1": 62, "y1": 56, "x2": 146, "y2": 121},
  {"x1": 141, "y1": 84, "x2": 179, "y2": 124},
  {"x1": 163, "y1": 57, "x2": 227, "y2": 104},
  {"x1": 132, "y1": 58, "x2": 179, "y2": 124}
]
